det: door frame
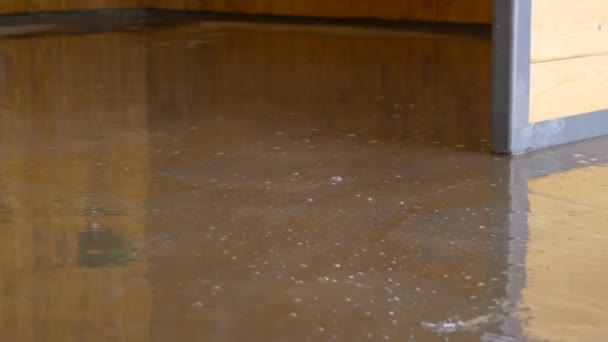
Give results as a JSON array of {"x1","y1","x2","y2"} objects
[{"x1": 491, "y1": 0, "x2": 608, "y2": 154}]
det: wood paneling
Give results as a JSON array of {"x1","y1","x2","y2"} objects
[
  {"x1": 529, "y1": 55, "x2": 608, "y2": 123},
  {"x1": 0, "y1": 0, "x2": 492, "y2": 24},
  {"x1": 0, "y1": 0, "x2": 144, "y2": 14},
  {"x1": 531, "y1": 0, "x2": 608, "y2": 63},
  {"x1": 188, "y1": 0, "x2": 492, "y2": 23},
  {"x1": 529, "y1": 0, "x2": 608, "y2": 123}
]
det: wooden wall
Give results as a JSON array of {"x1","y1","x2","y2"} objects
[
  {"x1": 0, "y1": 1, "x2": 143, "y2": 14},
  {"x1": 529, "y1": 0, "x2": 608, "y2": 123},
  {"x1": 0, "y1": 1, "x2": 492, "y2": 24}
]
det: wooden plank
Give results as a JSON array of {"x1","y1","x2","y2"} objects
[
  {"x1": 529, "y1": 54, "x2": 608, "y2": 123},
  {"x1": 532, "y1": 0, "x2": 608, "y2": 63},
  {"x1": 0, "y1": 0, "x2": 143, "y2": 13},
  {"x1": 436, "y1": 0, "x2": 492, "y2": 24},
  {"x1": 408, "y1": 0, "x2": 435, "y2": 22},
  {"x1": 0, "y1": 0, "x2": 493, "y2": 23},
  {"x1": 0, "y1": 0, "x2": 26, "y2": 14}
]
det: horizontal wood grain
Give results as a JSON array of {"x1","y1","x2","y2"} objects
[
  {"x1": 532, "y1": 0, "x2": 608, "y2": 62},
  {"x1": 0, "y1": 0, "x2": 493, "y2": 24},
  {"x1": 529, "y1": 54, "x2": 608, "y2": 123},
  {"x1": 0, "y1": 0, "x2": 144, "y2": 14}
]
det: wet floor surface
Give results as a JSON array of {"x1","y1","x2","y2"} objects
[{"x1": 0, "y1": 19, "x2": 607, "y2": 342}]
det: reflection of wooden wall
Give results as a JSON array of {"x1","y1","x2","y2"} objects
[
  {"x1": 143, "y1": 22, "x2": 494, "y2": 340},
  {"x1": 0, "y1": 1, "x2": 492, "y2": 23},
  {"x1": 145, "y1": 23, "x2": 491, "y2": 148},
  {"x1": 0, "y1": 32, "x2": 151, "y2": 341},
  {"x1": 0, "y1": 20, "x2": 494, "y2": 340},
  {"x1": 525, "y1": 166, "x2": 608, "y2": 341}
]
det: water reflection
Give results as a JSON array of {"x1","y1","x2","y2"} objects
[
  {"x1": 507, "y1": 143, "x2": 608, "y2": 342},
  {"x1": 0, "y1": 18, "x2": 606, "y2": 341}
]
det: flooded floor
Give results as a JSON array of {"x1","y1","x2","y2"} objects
[{"x1": 0, "y1": 17, "x2": 607, "y2": 342}]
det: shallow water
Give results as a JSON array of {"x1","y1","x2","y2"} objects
[{"x1": 0, "y1": 19, "x2": 607, "y2": 342}]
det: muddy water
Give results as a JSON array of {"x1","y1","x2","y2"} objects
[{"x1": 0, "y1": 19, "x2": 607, "y2": 342}]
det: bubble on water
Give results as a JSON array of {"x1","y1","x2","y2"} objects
[
  {"x1": 317, "y1": 276, "x2": 330, "y2": 283},
  {"x1": 330, "y1": 176, "x2": 343, "y2": 184},
  {"x1": 192, "y1": 301, "x2": 204, "y2": 308},
  {"x1": 288, "y1": 312, "x2": 297, "y2": 318}
]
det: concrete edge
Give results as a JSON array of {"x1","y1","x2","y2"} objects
[{"x1": 524, "y1": 109, "x2": 608, "y2": 153}]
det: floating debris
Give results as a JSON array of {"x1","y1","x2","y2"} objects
[{"x1": 422, "y1": 313, "x2": 497, "y2": 333}]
